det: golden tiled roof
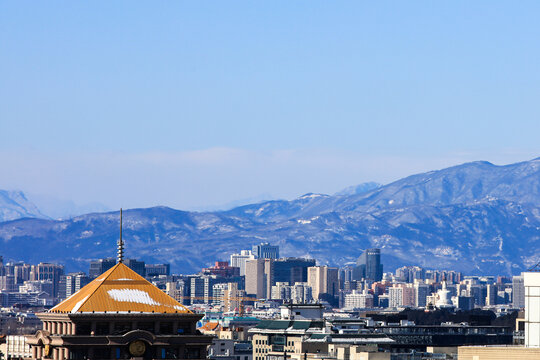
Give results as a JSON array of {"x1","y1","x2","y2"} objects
[
  {"x1": 198, "y1": 321, "x2": 220, "y2": 332},
  {"x1": 49, "y1": 262, "x2": 191, "y2": 314}
]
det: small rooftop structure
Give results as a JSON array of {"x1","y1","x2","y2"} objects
[{"x1": 280, "y1": 303, "x2": 324, "y2": 320}]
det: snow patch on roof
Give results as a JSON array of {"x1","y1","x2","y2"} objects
[
  {"x1": 107, "y1": 289, "x2": 160, "y2": 306},
  {"x1": 71, "y1": 295, "x2": 90, "y2": 313}
]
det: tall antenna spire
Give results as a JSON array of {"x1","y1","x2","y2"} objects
[{"x1": 117, "y1": 208, "x2": 124, "y2": 263}]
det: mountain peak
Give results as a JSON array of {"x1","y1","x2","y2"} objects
[
  {"x1": 0, "y1": 190, "x2": 48, "y2": 222},
  {"x1": 298, "y1": 193, "x2": 328, "y2": 200}
]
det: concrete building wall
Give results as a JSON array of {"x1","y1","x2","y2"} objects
[
  {"x1": 245, "y1": 259, "x2": 273, "y2": 299},
  {"x1": 308, "y1": 266, "x2": 338, "y2": 300}
]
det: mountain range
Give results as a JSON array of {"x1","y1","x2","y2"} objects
[{"x1": 1, "y1": 158, "x2": 539, "y2": 276}]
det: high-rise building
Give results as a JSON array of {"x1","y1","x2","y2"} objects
[
  {"x1": 388, "y1": 284, "x2": 415, "y2": 308},
  {"x1": 190, "y1": 275, "x2": 232, "y2": 304},
  {"x1": 307, "y1": 266, "x2": 339, "y2": 300},
  {"x1": 67, "y1": 273, "x2": 91, "y2": 298},
  {"x1": 273, "y1": 258, "x2": 316, "y2": 284},
  {"x1": 344, "y1": 290, "x2": 374, "y2": 309},
  {"x1": 88, "y1": 258, "x2": 116, "y2": 278},
  {"x1": 524, "y1": 271, "x2": 540, "y2": 347},
  {"x1": 291, "y1": 282, "x2": 313, "y2": 304},
  {"x1": 388, "y1": 287, "x2": 403, "y2": 308},
  {"x1": 145, "y1": 263, "x2": 170, "y2": 277},
  {"x1": 252, "y1": 243, "x2": 279, "y2": 259},
  {"x1": 353, "y1": 248, "x2": 383, "y2": 282},
  {"x1": 166, "y1": 279, "x2": 190, "y2": 305},
  {"x1": 230, "y1": 250, "x2": 256, "y2": 276},
  {"x1": 124, "y1": 258, "x2": 146, "y2": 277},
  {"x1": 212, "y1": 282, "x2": 246, "y2": 312},
  {"x1": 13, "y1": 263, "x2": 32, "y2": 284},
  {"x1": 245, "y1": 259, "x2": 273, "y2": 299},
  {"x1": 513, "y1": 274, "x2": 525, "y2": 308},
  {"x1": 271, "y1": 282, "x2": 292, "y2": 301},
  {"x1": 30, "y1": 263, "x2": 64, "y2": 297},
  {"x1": 59, "y1": 272, "x2": 91, "y2": 300},
  {"x1": 486, "y1": 284, "x2": 498, "y2": 306},
  {"x1": 414, "y1": 282, "x2": 430, "y2": 307}
]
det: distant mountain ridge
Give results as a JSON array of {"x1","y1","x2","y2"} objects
[
  {"x1": 0, "y1": 190, "x2": 48, "y2": 222},
  {"x1": 0, "y1": 158, "x2": 539, "y2": 275}
]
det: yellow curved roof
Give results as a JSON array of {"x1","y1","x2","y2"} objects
[{"x1": 50, "y1": 262, "x2": 191, "y2": 314}]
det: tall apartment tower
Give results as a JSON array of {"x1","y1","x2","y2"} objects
[
  {"x1": 230, "y1": 250, "x2": 256, "y2": 276},
  {"x1": 353, "y1": 248, "x2": 383, "y2": 282},
  {"x1": 513, "y1": 274, "x2": 525, "y2": 308},
  {"x1": 245, "y1": 258, "x2": 274, "y2": 298},
  {"x1": 30, "y1": 263, "x2": 65, "y2": 298},
  {"x1": 307, "y1": 266, "x2": 339, "y2": 300},
  {"x1": 414, "y1": 282, "x2": 430, "y2": 308},
  {"x1": 252, "y1": 243, "x2": 279, "y2": 259}
]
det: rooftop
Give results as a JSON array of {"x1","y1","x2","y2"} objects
[{"x1": 49, "y1": 262, "x2": 191, "y2": 314}]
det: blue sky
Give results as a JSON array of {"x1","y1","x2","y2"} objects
[{"x1": 1, "y1": 2, "x2": 539, "y2": 211}]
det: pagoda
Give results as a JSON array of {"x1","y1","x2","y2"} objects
[{"x1": 26, "y1": 210, "x2": 212, "y2": 360}]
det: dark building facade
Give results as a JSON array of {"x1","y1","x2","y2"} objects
[
  {"x1": 145, "y1": 264, "x2": 170, "y2": 277},
  {"x1": 252, "y1": 243, "x2": 279, "y2": 259},
  {"x1": 88, "y1": 258, "x2": 116, "y2": 278},
  {"x1": 124, "y1": 258, "x2": 146, "y2": 277},
  {"x1": 273, "y1": 258, "x2": 316, "y2": 285},
  {"x1": 353, "y1": 248, "x2": 383, "y2": 282}
]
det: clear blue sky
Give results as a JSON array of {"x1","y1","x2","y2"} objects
[{"x1": 1, "y1": 1, "x2": 539, "y2": 211}]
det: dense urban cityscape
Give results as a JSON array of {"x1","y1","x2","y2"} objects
[
  {"x1": 0, "y1": 239, "x2": 537, "y2": 359},
  {"x1": 3, "y1": 2, "x2": 540, "y2": 360}
]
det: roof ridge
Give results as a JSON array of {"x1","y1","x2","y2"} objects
[{"x1": 69, "y1": 262, "x2": 122, "y2": 313}]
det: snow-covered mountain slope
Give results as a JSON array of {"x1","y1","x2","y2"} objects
[
  {"x1": 1, "y1": 158, "x2": 539, "y2": 275},
  {"x1": 0, "y1": 190, "x2": 48, "y2": 222}
]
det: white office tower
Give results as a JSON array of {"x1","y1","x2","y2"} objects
[
  {"x1": 525, "y1": 271, "x2": 540, "y2": 347},
  {"x1": 230, "y1": 250, "x2": 256, "y2": 276}
]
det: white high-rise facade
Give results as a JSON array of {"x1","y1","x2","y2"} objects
[
  {"x1": 230, "y1": 250, "x2": 256, "y2": 276},
  {"x1": 524, "y1": 271, "x2": 540, "y2": 347}
]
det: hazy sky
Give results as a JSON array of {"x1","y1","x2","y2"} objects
[{"x1": 1, "y1": 2, "x2": 539, "y2": 210}]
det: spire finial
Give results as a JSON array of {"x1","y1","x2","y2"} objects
[{"x1": 117, "y1": 208, "x2": 124, "y2": 263}]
